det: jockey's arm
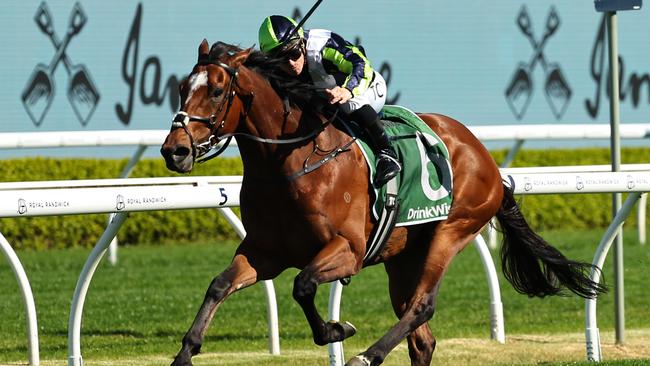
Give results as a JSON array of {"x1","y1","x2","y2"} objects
[{"x1": 321, "y1": 32, "x2": 374, "y2": 97}]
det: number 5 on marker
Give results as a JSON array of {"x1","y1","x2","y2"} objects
[{"x1": 218, "y1": 188, "x2": 228, "y2": 205}]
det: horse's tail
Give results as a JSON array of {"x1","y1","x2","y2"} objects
[{"x1": 495, "y1": 183, "x2": 607, "y2": 299}]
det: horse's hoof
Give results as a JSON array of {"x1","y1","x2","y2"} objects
[
  {"x1": 315, "y1": 321, "x2": 358, "y2": 345},
  {"x1": 171, "y1": 355, "x2": 193, "y2": 366},
  {"x1": 329, "y1": 320, "x2": 357, "y2": 340},
  {"x1": 340, "y1": 321, "x2": 357, "y2": 338},
  {"x1": 170, "y1": 361, "x2": 191, "y2": 366},
  {"x1": 345, "y1": 355, "x2": 371, "y2": 366}
]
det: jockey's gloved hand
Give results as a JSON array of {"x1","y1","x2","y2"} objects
[{"x1": 326, "y1": 86, "x2": 353, "y2": 105}]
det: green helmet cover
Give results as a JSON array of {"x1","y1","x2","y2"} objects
[{"x1": 258, "y1": 15, "x2": 304, "y2": 53}]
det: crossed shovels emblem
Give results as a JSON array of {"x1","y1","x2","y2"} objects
[
  {"x1": 505, "y1": 6, "x2": 572, "y2": 120},
  {"x1": 21, "y1": 2, "x2": 100, "y2": 127}
]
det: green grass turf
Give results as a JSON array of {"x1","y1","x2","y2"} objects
[{"x1": 0, "y1": 227, "x2": 648, "y2": 364}]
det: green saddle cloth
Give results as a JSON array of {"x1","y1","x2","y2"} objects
[{"x1": 350, "y1": 105, "x2": 453, "y2": 226}]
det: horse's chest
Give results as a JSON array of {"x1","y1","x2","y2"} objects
[{"x1": 241, "y1": 189, "x2": 338, "y2": 246}]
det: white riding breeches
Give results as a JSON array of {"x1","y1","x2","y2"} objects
[{"x1": 339, "y1": 71, "x2": 387, "y2": 115}]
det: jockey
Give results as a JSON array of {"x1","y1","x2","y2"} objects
[{"x1": 258, "y1": 15, "x2": 401, "y2": 187}]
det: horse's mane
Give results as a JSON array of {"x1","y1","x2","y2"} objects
[{"x1": 208, "y1": 41, "x2": 321, "y2": 110}]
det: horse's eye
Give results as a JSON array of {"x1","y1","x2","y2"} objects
[{"x1": 212, "y1": 88, "x2": 223, "y2": 98}]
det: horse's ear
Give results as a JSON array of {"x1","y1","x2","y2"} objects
[
  {"x1": 198, "y1": 39, "x2": 210, "y2": 60},
  {"x1": 229, "y1": 47, "x2": 253, "y2": 68}
]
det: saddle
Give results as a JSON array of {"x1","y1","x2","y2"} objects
[{"x1": 342, "y1": 105, "x2": 454, "y2": 265}]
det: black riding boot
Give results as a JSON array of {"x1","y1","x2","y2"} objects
[{"x1": 351, "y1": 105, "x2": 401, "y2": 187}]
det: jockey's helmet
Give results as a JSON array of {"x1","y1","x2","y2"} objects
[{"x1": 258, "y1": 15, "x2": 304, "y2": 54}]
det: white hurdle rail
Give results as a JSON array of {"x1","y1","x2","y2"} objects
[
  {"x1": 0, "y1": 129, "x2": 210, "y2": 266},
  {"x1": 0, "y1": 129, "x2": 167, "y2": 266},
  {"x1": 503, "y1": 167, "x2": 650, "y2": 362},
  {"x1": 2, "y1": 168, "x2": 649, "y2": 365},
  {"x1": 0, "y1": 232, "x2": 39, "y2": 365},
  {"x1": 331, "y1": 167, "x2": 650, "y2": 364},
  {"x1": 0, "y1": 130, "x2": 169, "y2": 149},
  {"x1": 0, "y1": 176, "x2": 280, "y2": 366},
  {"x1": 2, "y1": 123, "x2": 649, "y2": 258},
  {"x1": 480, "y1": 123, "x2": 650, "y2": 248},
  {"x1": 469, "y1": 123, "x2": 650, "y2": 167},
  {"x1": 491, "y1": 164, "x2": 649, "y2": 247},
  {"x1": 0, "y1": 124, "x2": 647, "y2": 151},
  {"x1": 0, "y1": 124, "x2": 648, "y2": 365},
  {"x1": 0, "y1": 175, "x2": 504, "y2": 366}
]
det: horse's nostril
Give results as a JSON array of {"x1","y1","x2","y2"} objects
[{"x1": 173, "y1": 146, "x2": 191, "y2": 157}]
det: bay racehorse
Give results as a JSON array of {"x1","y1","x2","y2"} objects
[{"x1": 160, "y1": 40, "x2": 605, "y2": 366}]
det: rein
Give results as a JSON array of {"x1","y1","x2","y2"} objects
[
  {"x1": 170, "y1": 60, "x2": 337, "y2": 163},
  {"x1": 287, "y1": 136, "x2": 356, "y2": 180}
]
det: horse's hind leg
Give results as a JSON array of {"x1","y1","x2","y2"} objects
[
  {"x1": 347, "y1": 224, "x2": 475, "y2": 366},
  {"x1": 293, "y1": 234, "x2": 361, "y2": 346},
  {"x1": 171, "y1": 243, "x2": 282, "y2": 366},
  {"x1": 385, "y1": 238, "x2": 437, "y2": 366},
  {"x1": 407, "y1": 323, "x2": 436, "y2": 366}
]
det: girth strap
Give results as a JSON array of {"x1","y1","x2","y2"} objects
[{"x1": 363, "y1": 176, "x2": 399, "y2": 265}]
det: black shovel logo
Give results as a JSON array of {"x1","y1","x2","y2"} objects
[
  {"x1": 21, "y1": 2, "x2": 100, "y2": 127},
  {"x1": 505, "y1": 6, "x2": 571, "y2": 120}
]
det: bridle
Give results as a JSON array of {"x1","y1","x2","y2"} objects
[
  {"x1": 170, "y1": 58, "x2": 337, "y2": 163},
  {"x1": 170, "y1": 60, "x2": 243, "y2": 163}
]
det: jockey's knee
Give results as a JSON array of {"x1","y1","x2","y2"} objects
[{"x1": 349, "y1": 104, "x2": 377, "y2": 126}]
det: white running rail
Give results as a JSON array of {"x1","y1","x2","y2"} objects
[
  {"x1": 0, "y1": 175, "x2": 502, "y2": 366},
  {"x1": 0, "y1": 163, "x2": 647, "y2": 364}
]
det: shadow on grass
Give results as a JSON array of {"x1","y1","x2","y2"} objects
[
  {"x1": 48, "y1": 328, "x2": 147, "y2": 338},
  {"x1": 0, "y1": 342, "x2": 67, "y2": 355},
  {"x1": 149, "y1": 327, "x2": 313, "y2": 342}
]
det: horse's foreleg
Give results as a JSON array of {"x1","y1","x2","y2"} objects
[
  {"x1": 293, "y1": 234, "x2": 361, "y2": 346},
  {"x1": 171, "y1": 251, "x2": 276, "y2": 366}
]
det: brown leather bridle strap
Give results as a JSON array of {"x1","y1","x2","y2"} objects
[{"x1": 170, "y1": 60, "x2": 243, "y2": 160}]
